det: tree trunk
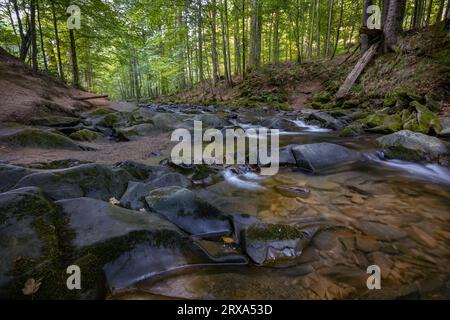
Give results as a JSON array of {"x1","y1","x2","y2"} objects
[
  {"x1": 273, "y1": 11, "x2": 280, "y2": 62},
  {"x1": 210, "y1": 0, "x2": 220, "y2": 86},
  {"x1": 233, "y1": 0, "x2": 241, "y2": 76},
  {"x1": 384, "y1": 0, "x2": 407, "y2": 51},
  {"x1": 69, "y1": 29, "x2": 80, "y2": 88},
  {"x1": 336, "y1": 43, "x2": 379, "y2": 99},
  {"x1": 361, "y1": 0, "x2": 373, "y2": 55},
  {"x1": 316, "y1": 0, "x2": 321, "y2": 57},
  {"x1": 30, "y1": 0, "x2": 38, "y2": 71},
  {"x1": 224, "y1": 0, "x2": 233, "y2": 85},
  {"x1": 325, "y1": 0, "x2": 334, "y2": 57},
  {"x1": 242, "y1": 0, "x2": 246, "y2": 77},
  {"x1": 197, "y1": 0, "x2": 204, "y2": 82},
  {"x1": 332, "y1": 0, "x2": 344, "y2": 59},
  {"x1": 51, "y1": 1, "x2": 64, "y2": 82},
  {"x1": 249, "y1": 0, "x2": 262, "y2": 69},
  {"x1": 437, "y1": 0, "x2": 445, "y2": 22},
  {"x1": 37, "y1": 0, "x2": 48, "y2": 71}
]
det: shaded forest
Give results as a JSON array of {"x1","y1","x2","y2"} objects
[{"x1": 1, "y1": 0, "x2": 449, "y2": 100}]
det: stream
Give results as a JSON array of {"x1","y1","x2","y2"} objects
[{"x1": 113, "y1": 106, "x2": 450, "y2": 300}]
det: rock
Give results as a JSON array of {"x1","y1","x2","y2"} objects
[
  {"x1": 355, "y1": 237, "x2": 379, "y2": 253},
  {"x1": 30, "y1": 116, "x2": 81, "y2": 127},
  {"x1": 377, "y1": 130, "x2": 448, "y2": 162},
  {"x1": 438, "y1": 117, "x2": 450, "y2": 137},
  {"x1": 145, "y1": 186, "x2": 232, "y2": 237},
  {"x1": 24, "y1": 159, "x2": 91, "y2": 170},
  {"x1": 0, "y1": 128, "x2": 82, "y2": 150},
  {"x1": 409, "y1": 225, "x2": 437, "y2": 248},
  {"x1": 0, "y1": 187, "x2": 66, "y2": 299},
  {"x1": 120, "y1": 173, "x2": 192, "y2": 210},
  {"x1": 226, "y1": 212, "x2": 261, "y2": 243},
  {"x1": 242, "y1": 223, "x2": 320, "y2": 266},
  {"x1": 118, "y1": 123, "x2": 155, "y2": 137},
  {"x1": 365, "y1": 114, "x2": 403, "y2": 134},
  {"x1": 114, "y1": 161, "x2": 170, "y2": 182},
  {"x1": 69, "y1": 129, "x2": 102, "y2": 141},
  {"x1": 0, "y1": 163, "x2": 35, "y2": 192},
  {"x1": 291, "y1": 143, "x2": 361, "y2": 173},
  {"x1": 261, "y1": 117, "x2": 299, "y2": 131},
  {"x1": 277, "y1": 145, "x2": 297, "y2": 166},
  {"x1": 274, "y1": 185, "x2": 310, "y2": 198},
  {"x1": 152, "y1": 113, "x2": 186, "y2": 131},
  {"x1": 14, "y1": 164, "x2": 133, "y2": 201},
  {"x1": 411, "y1": 101, "x2": 442, "y2": 134},
  {"x1": 340, "y1": 124, "x2": 365, "y2": 137},
  {"x1": 192, "y1": 114, "x2": 228, "y2": 128},
  {"x1": 305, "y1": 111, "x2": 344, "y2": 130},
  {"x1": 354, "y1": 221, "x2": 408, "y2": 241},
  {"x1": 56, "y1": 197, "x2": 222, "y2": 291}
]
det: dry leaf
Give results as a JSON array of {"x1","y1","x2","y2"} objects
[
  {"x1": 222, "y1": 236, "x2": 235, "y2": 244},
  {"x1": 22, "y1": 278, "x2": 41, "y2": 296}
]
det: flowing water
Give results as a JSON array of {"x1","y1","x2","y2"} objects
[{"x1": 115, "y1": 111, "x2": 450, "y2": 300}]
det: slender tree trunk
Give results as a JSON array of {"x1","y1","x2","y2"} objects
[
  {"x1": 361, "y1": 0, "x2": 373, "y2": 55},
  {"x1": 197, "y1": 0, "x2": 204, "y2": 82},
  {"x1": 224, "y1": 0, "x2": 233, "y2": 85},
  {"x1": 13, "y1": 0, "x2": 30, "y2": 62},
  {"x1": 384, "y1": 0, "x2": 407, "y2": 51},
  {"x1": 233, "y1": 0, "x2": 241, "y2": 76},
  {"x1": 325, "y1": 0, "x2": 334, "y2": 57},
  {"x1": 332, "y1": 0, "x2": 344, "y2": 59},
  {"x1": 273, "y1": 11, "x2": 280, "y2": 62},
  {"x1": 437, "y1": 0, "x2": 445, "y2": 22},
  {"x1": 294, "y1": 0, "x2": 301, "y2": 63},
  {"x1": 242, "y1": 0, "x2": 246, "y2": 77},
  {"x1": 249, "y1": 0, "x2": 262, "y2": 69},
  {"x1": 301, "y1": 0, "x2": 305, "y2": 58},
  {"x1": 51, "y1": 1, "x2": 64, "y2": 81},
  {"x1": 69, "y1": 29, "x2": 80, "y2": 88},
  {"x1": 426, "y1": 0, "x2": 433, "y2": 25},
  {"x1": 316, "y1": 0, "x2": 321, "y2": 57},
  {"x1": 36, "y1": 0, "x2": 48, "y2": 71},
  {"x1": 308, "y1": 0, "x2": 315, "y2": 58},
  {"x1": 30, "y1": 0, "x2": 38, "y2": 71},
  {"x1": 210, "y1": 0, "x2": 220, "y2": 86}
]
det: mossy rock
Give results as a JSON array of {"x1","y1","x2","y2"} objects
[
  {"x1": 377, "y1": 130, "x2": 448, "y2": 162},
  {"x1": 99, "y1": 113, "x2": 124, "y2": 128},
  {"x1": 367, "y1": 114, "x2": 403, "y2": 134},
  {"x1": 313, "y1": 92, "x2": 331, "y2": 104},
  {"x1": 311, "y1": 101, "x2": 324, "y2": 109},
  {"x1": 30, "y1": 116, "x2": 80, "y2": 127},
  {"x1": 14, "y1": 163, "x2": 133, "y2": 201},
  {"x1": 0, "y1": 128, "x2": 81, "y2": 150},
  {"x1": 425, "y1": 95, "x2": 441, "y2": 112},
  {"x1": 0, "y1": 163, "x2": 36, "y2": 193},
  {"x1": 340, "y1": 124, "x2": 365, "y2": 137},
  {"x1": 145, "y1": 186, "x2": 232, "y2": 237},
  {"x1": 69, "y1": 129, "x2": 102, "y2": 142},
  {"x1": 410, "y1": 101, "x2": 442, "y2": 134},
  {"x1": 0, "y1": 187, "x2": 77, "y2": 299},
  {"x1": 242, "y1": 223, "x2": 320, "y2": 266},
  {"x1": 87, "y1": 108, "x2": 116, "y2": 116}
]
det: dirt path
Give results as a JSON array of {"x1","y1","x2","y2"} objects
[
  {"x1": 287, "y1": 79, "x2": 323, "y2": 110},
  {"x1": 0, "y1": 133, "x2": 173, "y2": 165}
]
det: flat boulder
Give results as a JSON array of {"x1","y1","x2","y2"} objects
[
  {"x1": 145, "y1": 186, "x2": 232, "y2": 237},
  {"x1": 57, "y1": 198, "x2": 233, "y2": 290},
  {"x1": 291, "y1": 143, "x2": 361, "y2": 173},
  {"x1": 30, "y1": 116, "x2": 80, "y2": 127},
  {"x1": 0, "y1": 187, "x2": 62, "y2": 299},
  {"x1": 242, "y1": 223, "x2": 320, "y2": 266},
  {"x1": 14, "y1": 163, "x2": 133, "y2": 201},
  {"x1": 0, "y1": 163, "x2": 36, "y2": 192},
  {"x1": 377, "y1": 130, "x2": 448, "y2": 162},
  {"x1": 0, "y1": 128, "x2": 82, "y2": 150},
  {"x1": 120, "y1": 172, "x2": 192, "y2": 210}
]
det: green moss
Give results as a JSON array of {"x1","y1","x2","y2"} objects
[
  {"x1": 69, "y1": 129, "x2": 101, "y2": 142},
  {"x1": 411, "y1": 101, "x2": 442, "y2": 134},
  {"x1": 0, "y1": 129, "x2": 80, "y2": 150},
  {"x1": 88, "y1": 108, "x2": 115, "y2": 116},
  {"x1": 246, "y1": 223, "x2": 307, "y2": 242}
]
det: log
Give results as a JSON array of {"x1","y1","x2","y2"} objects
[
  {"x1": 336, "y1": 43, "x2": 379, "y2": 99},
  {"x1": 73, "y1": 95, "x2": 109, "y2": 101}
]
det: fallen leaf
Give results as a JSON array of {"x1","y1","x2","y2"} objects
[
  {"x1": 22, "y1": 278, "x2": 42, "y2": 296},
  {"x1": 222, "y1": 236, "x2": 235, "y2": 244}
]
